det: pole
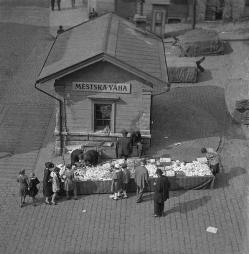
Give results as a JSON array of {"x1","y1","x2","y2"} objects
[{"x1": 192, "y1": 0, "x2": 196, "y2": 30}]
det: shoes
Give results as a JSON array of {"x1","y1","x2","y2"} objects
[
  {"x1": 123, "y1": 195, "x2": 128, "y2": 199},
  {"x1": 136, "y1": 199, "x2": 142, "y2": 203},
  {"x1": 20, "y1": 204, "x2": 23, "y2": 208},
  {"x1": 51, "y1": 202, "x2": 57, "y2": 205},
  {"x1": 73, "y1": 197, "x2": 78, "y2": 200},
  {"x1": 33, "y1": 203, "x2": 37, "y2": 207},
  {"x1": 112, "y1": 197, "x2": 119, "y2": 200},
  {"x1": 45, "y1": 201, "x2": 51, "y2": 205}
]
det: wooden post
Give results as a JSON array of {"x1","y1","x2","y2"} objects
[{"x1": 192, "y1": 0, "x2": 196, "y2": 29}]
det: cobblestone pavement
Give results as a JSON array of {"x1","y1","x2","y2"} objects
[{"x1": 0, "y1": 1, "x2": 249, "y2": 253}]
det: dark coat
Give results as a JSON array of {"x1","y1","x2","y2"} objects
[
  {"x1": 116, "y1": 137, "x2": 132, "y2": 158},
  {"x1": 83, "y1": 150, "x2": 99, "y2": 166},
  {"x1": 71, "y1": 149, "x2": 84, "y2": 165},
  {"x1": 43, "y1": 168, "x2": 52, "y2": 197},
  {"x1": 29, "y1": 177, "x2": 40, "y2": 197},
  {"x1": 153, "y1": 175, "x2": 170, "y2": 203}
]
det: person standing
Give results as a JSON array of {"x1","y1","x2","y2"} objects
[
  {"x1": 51, "y1": 168, "x2": 61, "y2": 205},
  {"x1": 121, "y1": 162, "x2": 130, "y2": 198},
  {"x1": 51, "y1": 0, "x2": 55, "y2": 11},
  {"x1": 116, "y1": 129, "x2": 132, "y2": 159},
  {"x1": 57, "y1": 0, "x2": 61, "y2": 10},
  {"x1": 43, "y1": 162, "x2": 54, "y2": 205},
  {"x1": 71, "y1": 0, "x2": 75, "y2": 8},
  {"x1": 17, "y1": 169, "x2": 29, "y2": 207},
  {"x1": 201, "y1": 147, "x2": 221, "y2": 176},
  {"x1": 131, "y1": 130, "x2": 143, "y2": 157},
  {"x1": 28, "y1": 172, "x2": 40, "y2": 206},
  {"x1": 111, "y1": 164, "x2": 123, "y2": 200},
  {"x1": 134, "y1": 159, "x2": 149, "y2": 203},
  {"x1": 153, "y1": 168, "x2": 170, "y2": 217},
  {"x1": 63, "y1": 164, "x2": 78, "y2": 200}
]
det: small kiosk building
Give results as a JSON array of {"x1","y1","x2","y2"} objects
[{"x1": 36, "y1": 13, "x2": 169, "y2": 156}]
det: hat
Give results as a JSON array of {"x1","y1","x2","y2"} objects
[
  {"x1": 121, "y1": 163, "x2": 127, "y2": 168},
  {"x1": 45, "y1": 162, "x2": 54, "y2": 169},
  {"x1": 156, "y1": 168, "x2": 163, "y2": 175},
  {"x1": 19, "y1": 169, "x2": 25, "y2": 175},
  {"x1": 30, "y1": 172, "x2": 35, "y2": 177}
]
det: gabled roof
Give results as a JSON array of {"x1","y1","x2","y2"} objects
[{"x1": 37, "y1": 13, "x2": 169, "y2": 90}]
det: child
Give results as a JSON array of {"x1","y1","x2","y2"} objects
[
  {"x1": 28, "y1": 172, "x2": 40, "y2": 206},
  {"x1": 121, "y1": 163, "x2": 130, "y2": 198},
  {"x1": 111, "y1": 164, "x2": 123, "y2": 200},
  {"x1": 17, "y1": 169, "x2": 29, "y2": 207}
]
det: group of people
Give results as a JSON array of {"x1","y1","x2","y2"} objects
[
  {"x1": 17, "y1": 170, "x2": 40, "y2": 207},
  {"x1": 17, "y1": 143, "x2": 220, "y2": 217},
  {"x1": 51, "y1": 0, "x2": 76, "y2": 11},
  {"x1": 43, "y1": 162, "x2": 78, "y2": 205},
  {"x1": 17, "y1": 162, "x2": 78, "y2": 207},
  {"x1": 110, "y1": 159, "x2": 171, "y2": 217},
  {"x1": 116, "y1": 129, "x2": 143, "y2": 159}
]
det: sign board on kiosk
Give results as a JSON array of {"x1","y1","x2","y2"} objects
[{"x1": 72, "y1": 82, "x2": 131, "y2": 94}]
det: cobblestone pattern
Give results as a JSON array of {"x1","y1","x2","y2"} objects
[{"x1": 0, "y1": 1, "x2": 248, "y2": 253}]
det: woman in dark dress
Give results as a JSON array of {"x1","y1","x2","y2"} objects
[
  {"x1": 17, "y1": 169, "x2": 29, "y2": 207},
  {"x1": 28, "y1": 172, "x2": 40, "y2": 206},
  {"x1": 43, "y1": 162, "x2": 54, "y2": 205}
]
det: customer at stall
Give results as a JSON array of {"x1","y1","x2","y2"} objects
[
  {"x1": 201, "y1": 147, "x2": 221, "y2": 176},
  {"x1": 28, "y1": 172, "x2": 40, "y2": 206},
  {"x1": 111, "y1": 164, "x2": 123, "y2": 200},
  {"x1": 17, "y1": 169, "x2": 29, "y2": 208},
  {"x1": 121, "y1": 162, "x2": 130, "y2": 199},
  {"x1": 63, "y1": 164, "x2": 78, "y2": 200},
  {"x1": 116, "y1": 129, "x2": 132, "y2": 159},
  {"x1": 134, "y1": 159, "x2": 149, "y2": 203},
  {"x1": 43, "y1": 162, "x2": 54, "y2": 205},
  {"x1": 153, "y1": 168, "x2": 170, "y2": 217},
  {"x1": 50, "y1": 167, "x2": 61, "y2": 205}
]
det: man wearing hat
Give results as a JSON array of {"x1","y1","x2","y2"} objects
[
  {"x1": 116, "y1": 129, "x2": 132, "y2": 159},
  {"x1": 134, "y1": 159, "x2": 149, "y2": 203},
  {"x1": 153, "y1": 168, "x2": 170, "y2": 217}
]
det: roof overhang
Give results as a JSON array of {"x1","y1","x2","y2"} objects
[{"x1": 36, "y1": 53, "x2": 169, "y2": 90}]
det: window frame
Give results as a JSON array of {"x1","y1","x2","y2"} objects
[{"x1": 91, "y1": 100, "x2": 116, "y2": 133}]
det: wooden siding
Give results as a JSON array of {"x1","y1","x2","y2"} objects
[{"x1": 55, "y1": 61, "x2": 151, "y2": 135}]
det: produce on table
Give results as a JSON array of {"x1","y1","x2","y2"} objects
[{"x1": 57, "y1": 158, "x2": 212, "y2": 182}]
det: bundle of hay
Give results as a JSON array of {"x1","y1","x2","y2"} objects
[{"x1": 177, "y1": 29, "x2": 225, "y2": 57}]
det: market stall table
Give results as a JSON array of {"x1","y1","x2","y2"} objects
[{"x1": 58, "y1": 157, "x2": 215, "y2": 194}]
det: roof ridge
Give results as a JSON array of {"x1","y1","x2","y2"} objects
[{"x1": 59, "y1": 12, "x2": 112, "y2": 34}]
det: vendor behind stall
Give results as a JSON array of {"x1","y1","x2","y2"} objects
[
  {"x1": 201, "y1": 147, "x2": 221, "y2": 176},
  {"x1": 116, "y1": 129, "x2": 132, "y2": 159},
  {"x1": 130, "y1": 130, "x2": 143, "y2": 157}
]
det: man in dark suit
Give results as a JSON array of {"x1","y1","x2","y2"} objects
[
  {"x1": 116, "y1": 129, "x2": 132, "y2": 159},
  {"x1": 153, "y1": 168, "x2": 170, "y2": 217}
]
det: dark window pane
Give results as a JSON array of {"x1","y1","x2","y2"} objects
[{"x1": 94, "y1": 104, "x2": 112, "y2": 131}]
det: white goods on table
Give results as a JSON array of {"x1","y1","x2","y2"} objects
[{"x1": 57, "y1": 157, "x2": 212, "y2": 182}]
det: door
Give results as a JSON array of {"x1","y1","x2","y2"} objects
[{"x1": 152, "y1": 9, "x2": 166, "y2": 37}]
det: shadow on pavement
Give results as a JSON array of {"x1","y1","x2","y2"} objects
[
  {"x1": 164, "y1": 195, "x2": 211, "y2": 216},
  {"x1": 214, "y1": 166, "x2": 247, "y2": 189}
]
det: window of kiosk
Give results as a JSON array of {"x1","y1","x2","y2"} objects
[{"x1": 94, "y1": 103, "x2": 112, "y2": 132}]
